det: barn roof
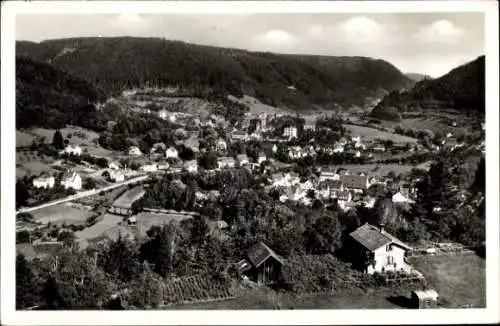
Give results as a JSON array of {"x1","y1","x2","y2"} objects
[
  {"x1": 246, "y1": 242, "x2": 284, "y2": 268},
  {"x1": 349, "y1": 223, "x2": 412, "y2": 252}
]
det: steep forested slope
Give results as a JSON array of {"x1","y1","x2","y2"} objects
[
  {"x1": 370, "y1": 56, "x2": 485, "y2": 121},
  {"x1": 17, "y1": 37, "x2": 414, "y2": 111}
]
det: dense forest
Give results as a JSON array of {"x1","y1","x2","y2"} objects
[
  {"x1": 370, "y1": 56, "x2": 485, "y2": 121},
  {"x1": 16, "y1": 56, "x2": 106, "y2": 130},
  {"x1": 16, "y1": 37, "x2": 414, "y2": 110}
]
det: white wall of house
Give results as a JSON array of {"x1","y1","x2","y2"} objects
[
  {"x1": 33, "y1": 177, "x2": 55, "y2": 189},
  {"x1": 61, "y1": 174, "x2": 82, "y2": 190},
  {"x1": 166, "y1": 148, "x2": 178, "y2": 159},
  {"x1": 366, "y1": 244, "x2": 407, "y2": 274}
]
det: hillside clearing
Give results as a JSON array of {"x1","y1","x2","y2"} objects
[
  {"x1": 322, "y1": 162, "x2": 431, "y2": 176},
  {"x1": 345, "y1": 124, "x2": 418, "y2": 143}
]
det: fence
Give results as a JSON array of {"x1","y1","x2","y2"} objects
[{"x1": 408, "y1": 242, "x2": 476, "y2": 257}]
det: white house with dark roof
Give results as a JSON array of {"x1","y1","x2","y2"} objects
[
  {"x1": 128, "y1": 146, "x2": 142, "y2": 156},
  {"x1": 217, "y1": 156, "x2": 236, "y2": 169},
  {"x1": 350, "y1": 223, "x2": 413, "y2": 274},
  {"x1": 341, "y1": 174, "x2": 370, "y2": 193},
  {"x1": 32, "y1": 173, "x2": 55, "y2": 189},
  {"x1": 283, "y1": 126, "x2": 298, "y2": 139},
  {"x1": 236, "y1": 154, "x2": 250, "y2": 166},
  {"x1": 61, "y1": 170, "x2": 82, "y2": 190}
]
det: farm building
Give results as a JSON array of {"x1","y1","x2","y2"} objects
[
  {"x1": 61, "y1": 169, "x2": 82, "y2": 190},
  {"x1": 341, "y1": 174, "x2": 370, "y2": 192},
  {"x1": 349, "y1": 223, "x2": 413, "y2": 274},
  {"x1": 62, "y1": 144, "x2": 82, "y2": 156},
  {"x1": 108, "y1": 161, "x2": 121, "y2": 170},
  {"x1": 32, "y1": 173, "x2": 55, "y2": 189},
  {"x1": 217, "y1": 156, "x2": 236, "y2": 169},
  {"x1": 109, "y1": 170, "x2": 125, "y2": 183},
  {"x1": 237, "y1": 242, "x2": 283, "y2": 285},
  {"x1": 108, "y1": 186, "x2": 146, "y2": 216},
  {"x1": 411, "y1": 289, "x2": 439, "y2": 309}
]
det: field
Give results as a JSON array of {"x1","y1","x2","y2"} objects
[
  {"x1": 409, "y1": 254, "x2": 485, "y2": 308},
  {"x1": 29, "y1": 204, "x2": 94, "y2": 226},
  {"x1": 112, "y1": 186, "x2": 146, "y2": 209},
  {"x1": 344, "y1": 124, "x2": 418, "y2": 143},
  {"x1": 168, "y1": 285, "x2": 422, "y2": 310},
  {"x1": 162, "y1": 274, "x2": 238, "y2": 306},
  {"x1": 74, "y1": 213, "x2": 123, "y2": 240},
  {"x1": 134, "y1": 212, "x2": 192, "y2": 236},
  {"x1": 322, "y1": 162, "x2": 431, "y2": 177},
  {"x1": 227, "y1": 95, "x2": 291, "y2": 115},
  {"x1": 16, "y1": 131, "x2": 36, "y2": 148},
  {"x1": 21, "y1": 125, "x2": 116, "y2": 157},
  {"x1": 16, "y1": 151, "x2": 56, "y2": 178}
]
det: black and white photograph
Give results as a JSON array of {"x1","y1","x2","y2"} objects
[{"x1": 1, "y1": 1, "x2": 499, "y2": 325}]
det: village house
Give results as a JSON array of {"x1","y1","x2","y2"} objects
[
  {"x1": 318, "y1": 179, "x2": 344, "y2": 199},
  {"x1": 150, "y1": 142, "x2": 167, "y2": 155},
  {"x1": 140, "y1": 163, "x2": 158, "y2": 173},
  {"x1": 349, "y1": 223, "x2": 413, "y2": 274},
  {"x1": 319, "y1": 167, "x2": 341, "y2": 181},
  {"x1": 61, "y1": 169, "x2": 82, "y2": 190},
  {"x1": 283, "y1": 126, "x2": 298, "y2": 139},
  {"x1": 165, "y1": 146, "x2": 179, "y2": 159},
  {"x1": 63, "y1": 144, "x2": 82, "y2": 156},
  {"x1": 184, "y1": 160, "x2": 198, "y2": 173},
  {"x1": 237, "y1": 154, "x2": 250, "y2": 166},
  {"x1": 32, "y1": 173, "x2": 55, "y2": 189},
  {"x1": 109, "y1": 170, "x2": 125, "y2": 183},
  {"x1": 216, "y1": 138, "x2": 227, "y2": 151},
  {"x1": 304, "y1": 123, "x2": 316, "y2": 132},
  {"x1": 237, "y1": 242, "x2": 284, "y2": 285},
  {"x1": 217, "y1": 156, "x2": 236, "y2": 169},
  {"x1": 128, "y1": 146, "x2": 143, "y2": 156},
  {"x1": 257, "y1": 152, "x2": 267, "y2": 164},
  {"x1": 337, "y1": 190, "x2": 353, "y2": 210}
]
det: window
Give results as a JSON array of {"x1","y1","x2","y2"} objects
[
  {"x1": 386, "y1": 245, "x2": 392, "y2": 252},
  {"x1": 387, "y1": 256, "x2": 394, "y2": 265}
]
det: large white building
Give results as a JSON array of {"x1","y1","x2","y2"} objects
[
  {"x1": 165, "y1": 146, "x2": 179, "y2": 159},
  {"x1": 61, "y1": 170, "x2": 82, "y2": 190},
  {"x1": 32, "y1": 174, "x2": 55, "y2": 189},
  {"x1": 217, "y1": 157, "x2": 236, "y2": 169},
  {"x1": 63, "y1": 144, "x2": 82, "y2": 156},
  {"x1": 283, "y1": 126, "x2": 298, "y2": 139}
]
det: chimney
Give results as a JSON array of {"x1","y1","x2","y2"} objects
[{"x1": 379, "y1": 223, "x2": 385, "y2": 233}]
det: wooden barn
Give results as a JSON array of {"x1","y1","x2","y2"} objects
[{"x1": 237, "y1": 242, "x2": 283, "y2": 285}]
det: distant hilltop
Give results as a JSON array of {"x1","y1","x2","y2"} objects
[{"x1": 16, "y1": 36, "x2": 415, "y2": 112}]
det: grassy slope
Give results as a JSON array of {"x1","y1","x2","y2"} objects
[
  {"x1": 344, "y1": 124, "x2": 418, "y2": 143},
  {"x1": 409, "y1": 255, "x2": 485, "y2": 308}
]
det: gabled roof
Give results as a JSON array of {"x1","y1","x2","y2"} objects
[
  {"x1": 236, "y1": 154, "x2": 249, "y2": 161},
  {"x1": 349, "y1": 223, "x2": 412, "y2": 252},
  {"x1": 341, "y1": 175, "x2": 368, "y2": 189},
  {"x1": 246, "y1": 242, "x2": 284, "y2": 268}
]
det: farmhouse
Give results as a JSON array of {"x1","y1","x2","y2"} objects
[
  {"x1": 61, "y1": 169, "x2": 82, "y2": 190},
  {"x1": 165, "y1": 146, "x2": 179, "y2": 159},
  {"x1": 32, "y1": 173, "x2": 55, "y2": 189},
  {"x1": 63, "y1": 144, "x2": 82, "y2": 156},
  {"x1": 319, "y1": 167, "x2": 341, "y2": 181},
  {"x1": 237, "y1": 242, "x2": 284, "y2": 285},
  {"x1": 349, "y1": 223, "x2": 412, "y2": 274},
  {"x1": 128, "y1": 146, "x2": 143, "y2": 156},
  {"x1": 217, "y1": 156, "x2": 236, "y2": 169}
]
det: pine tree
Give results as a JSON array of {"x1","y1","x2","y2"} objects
[{"x1": 52, "y1": 130, "x2": 64, "y2": 149}]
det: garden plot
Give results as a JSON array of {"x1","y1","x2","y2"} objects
[
  {"x1": 74, "y1": 213, "x2": 123, "y2": 240},
  {"x1": 29, "y1": 204, "x2": 94, "y2": 226}
]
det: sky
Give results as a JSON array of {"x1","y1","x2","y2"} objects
[{"x1": 16, "y1": 13, "x2": 485, "y2": 77}]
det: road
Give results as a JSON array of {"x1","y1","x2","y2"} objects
[{"x1": 17, "y1": 174, "x2": 150, "y2": 214}]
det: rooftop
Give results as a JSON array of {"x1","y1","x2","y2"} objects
[
  {"x1": 350, "y1": 223, "x2": 411, "y2": 252},
  {"x1": 247, "y1": 241, "x2": 284, "y2": 268}
]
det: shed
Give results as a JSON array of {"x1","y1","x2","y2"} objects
[
  {"x1": 239, "y1": 242, "x2": 283, "y2": 285},
  {"x1": 411, "y1": 289, "x2": 439, "y2": 309}
]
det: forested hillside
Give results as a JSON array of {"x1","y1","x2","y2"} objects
[
  {"x1": 16, "y1": 56, "x2": 107, "y2": 130},
  {"x1": 16, "y1": 37, "x2": 414, "y2": 111},
  {"x1": 370, "y1": 56, "x2": 485, "y2": 121}
]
